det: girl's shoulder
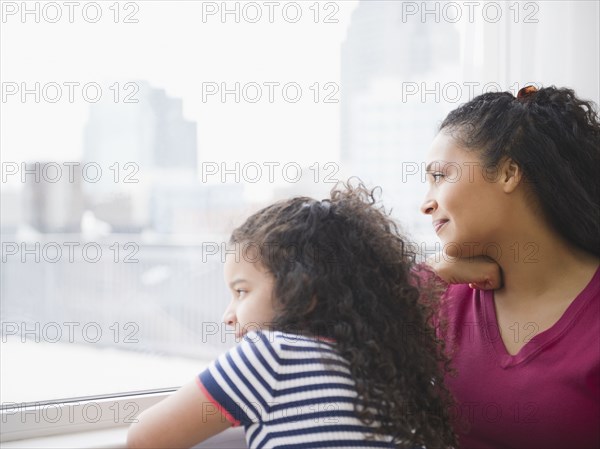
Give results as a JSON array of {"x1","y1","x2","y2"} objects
[
  {"x1": 239, "y1": 330, "x2": 341, "y2": 367},
  {"x1": 242, "y1": 330, "x2": 336, "y2": 351}
]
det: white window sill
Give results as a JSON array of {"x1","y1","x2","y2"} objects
[
  {"x1": 1, "y1": 426, "x2": 246, "y2": 449},
  {"x1": 1, "y1": 390, "x2": 247, "y2": 449},
  {"x1": 1, "y1": 427, "x2": 129, "y2": 449}
]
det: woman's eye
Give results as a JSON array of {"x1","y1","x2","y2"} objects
[
  {"x1": 428, "y1": 172, "x2": 444, "y2": 183},
  {"x1": 236, "y1": 289, "x2": 247, "y2": 298}
]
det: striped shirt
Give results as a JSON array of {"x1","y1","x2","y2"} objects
[{"x1": 197, "y1": 330, "x2": 395, "y2": 449}]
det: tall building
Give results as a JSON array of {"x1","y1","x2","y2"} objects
[
  {"x1": 84, "y1": 80, "x2": 197, "y2": 174},
  {"x1": 83, "y1": 81, "x2": 198, "y2": 231},
  {"x1": 22, "y1": 162, "x2": 84, "y2": 233},
  {"x1": 0, "y1": 188, "x2": 23, "y2": 234},
  {"x1": 340, "y1": 1, "x2": 460, "y2": 238}
]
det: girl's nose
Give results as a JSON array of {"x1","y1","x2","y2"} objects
[{"x1": 222, "y1": 303, "x2": 236, "y2": 327}]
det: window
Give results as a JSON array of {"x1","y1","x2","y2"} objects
[{"x1": 1, "y1": 0, "x2": 598, "y2": 442}]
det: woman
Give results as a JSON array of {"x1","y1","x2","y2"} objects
[{"x1": 422, "y1": 86, "x2": 599, "y2": 448}]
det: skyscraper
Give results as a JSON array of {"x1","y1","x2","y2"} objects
[
  {"x1": 84, "y1": 80, "x2": 197, "y2": 174},
  {"x1": 83, "y1": 81, "x2": 198, "y2": 231},
  {"x1": 22, "y1": 162, "x2": 84, "y2": 233},
  {"x1": 340, "y1": 1, "x2": 460, "y2": 236}
]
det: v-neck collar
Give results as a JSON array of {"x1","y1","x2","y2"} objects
[{"x1": 481, "y1": 264, "x2": 600, "y2": 368}]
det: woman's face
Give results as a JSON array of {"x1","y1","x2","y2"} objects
[{"x1": 420, "y1": 131, "x2": 510, "y2": 258}]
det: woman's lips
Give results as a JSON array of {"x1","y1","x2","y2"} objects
[{"x1": 433, "y1": 220, "x2": 449, "y2": 234}]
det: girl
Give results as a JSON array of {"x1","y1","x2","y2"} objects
[
  {"x1": 127, "y1": 182, "x2": 458, "y2": 448},
  {"x1": 421, "y1": 86, "x2": 600, "y2": 448}
]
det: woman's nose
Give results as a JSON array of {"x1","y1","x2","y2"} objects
[{"x1": 420, "y1": 197, "x2": 437, "y2": 215}]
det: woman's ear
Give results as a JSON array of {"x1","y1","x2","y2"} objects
[{"x1": 499, "y1": 158, "x2": 523, "y2": 193}]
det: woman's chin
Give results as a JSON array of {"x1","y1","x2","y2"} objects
[{"x1": 438, "y1": 238, "x2": 460, "y2": 258}]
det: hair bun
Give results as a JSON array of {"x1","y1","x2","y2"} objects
[{"x1": 517, "y1": 85, "x2": 538, "y2": 100}]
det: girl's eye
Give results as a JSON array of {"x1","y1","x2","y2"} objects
[{"x1": 236, "y1": 289, "x2": 247, "y2": 298}]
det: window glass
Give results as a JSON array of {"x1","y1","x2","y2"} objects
[{"x1": 1, "y1": 0, "x2": 598, "y2": 404}]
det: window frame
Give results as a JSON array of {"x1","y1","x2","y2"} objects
[{"x1": 0, "y1": 388, "x2": 173, "y2": 443}]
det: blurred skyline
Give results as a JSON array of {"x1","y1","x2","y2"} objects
[
  {"x1": 1, "y1": 0, "x2": 599, "y2": 403},
  {"x1": 2, "y1": 1, "x2": 598, "y2": 170},
  {"x1": 0, "y1": 1, "x2": 360, "y2": 166}
]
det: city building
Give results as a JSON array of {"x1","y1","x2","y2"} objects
[{"x1": 340, "y1": 1, "x2": 460, "y2": 240}]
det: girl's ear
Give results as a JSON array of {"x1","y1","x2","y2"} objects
[{"x1": 499, "y1": 157, "x2": 523, "y2": 193}]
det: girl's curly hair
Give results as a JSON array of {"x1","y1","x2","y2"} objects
[{"x1": 230, "y1": 179, "x2": 457, "y2": 448}]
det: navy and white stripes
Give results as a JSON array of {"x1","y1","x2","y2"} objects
[{"x1": 198, "y1": 330, "x2": 395, "y2": 448}]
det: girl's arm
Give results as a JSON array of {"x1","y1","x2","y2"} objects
[
  {"x1": 426, "y1": 254, "x2": 502, "y2": 290},
  {"x1": 126, "y1": 379, "x2": 231, "y2": 449}
]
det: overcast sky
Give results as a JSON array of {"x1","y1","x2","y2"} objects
[{"x1": 1, "y1": 1, "x2": 360, "y2": 167}]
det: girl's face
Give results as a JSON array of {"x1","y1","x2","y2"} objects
[
  {"x1": 420, "y1": 131, "x2": 510, "y2": 258},
  {"x1": 222, "y1": 247, "x2": 276, "y2": 339}
]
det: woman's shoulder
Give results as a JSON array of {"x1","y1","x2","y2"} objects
[
  {"x1": 438, "y1": 283, "x2": 482, "y2": 324},
  {"x1": 443, "y1": 282, "x2": 477, "y2": 299}
]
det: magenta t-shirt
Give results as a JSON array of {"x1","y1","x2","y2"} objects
[{"x1": 441, "y1": 265, "x2": 600, "y2": 448}]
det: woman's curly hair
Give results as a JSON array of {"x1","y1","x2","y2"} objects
[
  {"x1": 230, "y1": 179, "x2": 457, "y2": 448},
  {"x1": 440, "y1": 85, "x2": 600, "y2": 257}
]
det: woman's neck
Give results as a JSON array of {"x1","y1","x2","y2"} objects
[{"x1": 490, "y1": 226, "x2": 599, "y2": 307}]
